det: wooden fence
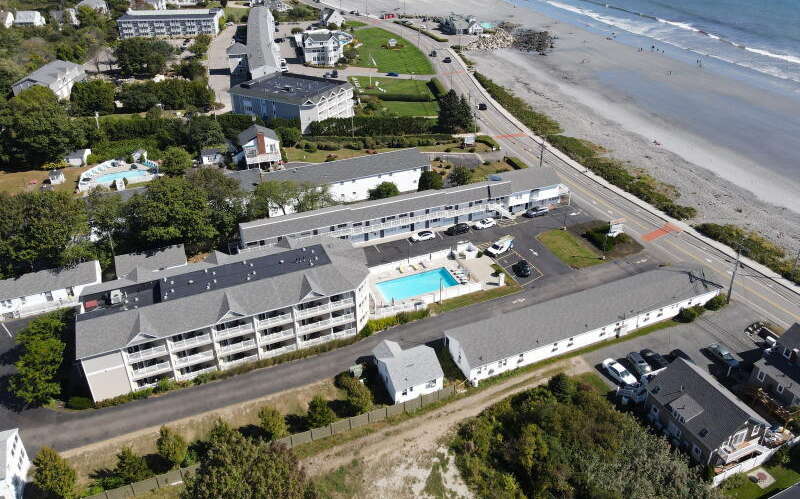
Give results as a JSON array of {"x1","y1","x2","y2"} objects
[{"x1": 85, "y1": 385, "x2": 457, "y2": 498}]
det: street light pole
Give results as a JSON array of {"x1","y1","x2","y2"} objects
[
  {"x1": 727, "y1": 245, "x2": 742, "y2": 304},
  {"x1": 539, "y1": 140, "x2": 545, "y2": 167}
]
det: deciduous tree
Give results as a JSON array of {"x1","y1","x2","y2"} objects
[
  {"x1": 160, "y1": 146, "x2": 193, "y2": 177},
  {"x1": 114, "y1": 37, "x2": 174, "y2": 76},
  {"x1": 9, "y1": 314, "x2": 67, "y2": 406},
  {"x1": 368, "y1": 181, "x2": 400, "y2": 200},
  {"x1": 448, "y1": 165, "x2": 472, "y2": 186},
  {"x1": 417, "y1": 170, "x2": 443, "y2": 191},
  {"x1": 33, "y1": 447, "x2": 77, "y2": 499},
  {"x1": 70, "y1": 79, "x2": 116, "y2": 115},
  {"x1": 250, "y1": 180, "x2": 299, "y2": 217}
]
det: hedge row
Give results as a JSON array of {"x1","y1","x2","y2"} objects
[
  {"x1": 306, "y1": 116, "x2": 436, "y2": 136},
  {"x1": 360, "y1": 309, "x2": 430, "y2": 336},
  {"x1": 428, "y1": 78, "x2": 447, "y2": 99},
  {"x1": 696, "y1": 223, "x2": 800, "y2": 285},
  {"x1": 476, "y1": 135, "x2": 499, "y2": 149},
  {"x1": 374, "y1": 92, "x2": 436, "y2": 102},
  {"x1": 504, "y1": 156, "x2": 528, "y2": 170}
]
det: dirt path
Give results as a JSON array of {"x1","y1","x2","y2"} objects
[{"x1": 304, "y1": 356, "x2": 591, "y2": 496}]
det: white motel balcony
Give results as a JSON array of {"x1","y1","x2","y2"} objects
[
  {"x1": 177, "y1": 365, "x2": 217, "y2": 381},
  {"x1": 262, "y1": 343, "x2": 297, "y2": 358},
  {"x1": 260, "y1": 329, "x2": 295, "y2": 344},
  {"x1": 297, "y1": 318, "x2": 332, "y2": 334},
  {"x1": 295, "y1": 303, "x2": 331, "y2": 319},
  {"x1": 221, "y1": 353, "x2": 259, "y2": 368},
  {"x1": 173, "y1": 350, "x2": 215, "y2": 367},
  {"x1": 333, "y1": 327, "x2": 356, "y2": 338},
  {"x1": 256, "y1": 313, "x2": 293, "y2": 328},
  {"x1": 331, "y1": 313, "x2": 355, "y2": 325},
  {"x1": 218, "y1": 338, "x2": 257, "y2": 355},
  {"x1": 126, "y1": 344, "x2": 168, "y2": 362},
  {"x1": 301, "y1": 334, "x2": 334, "y2": 347},
  {"x1": 329, "y1": 298, "x2": 355, "y2": 311},
  {"x1": 130, "y1": 361, "x2": 172, "y2": 379},
  {"x1": 169, "y1": 333, "x2": 212, "y2": 351},
  {"x1": 214, "y1": 324, "x2": 254, "y2": 340}
]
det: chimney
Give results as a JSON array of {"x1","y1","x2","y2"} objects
[{"x1": 256, "y1": 132, "x2": 267, "y2": 155}]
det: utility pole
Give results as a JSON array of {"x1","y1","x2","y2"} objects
[
  {"x1": 539, "y1": 140, "x2": 545, "y2": 167},
  {"x1": 727, "y1": 245, "x2": 742, "y2": 304}
]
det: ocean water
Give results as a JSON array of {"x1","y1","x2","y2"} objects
[{"x1": 516, "y1": 0, "x2": 800, "y2": 87}]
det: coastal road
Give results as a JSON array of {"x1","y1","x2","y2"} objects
[{"x1": 345, "y1": 12, "x2": 800, "y2": 328}]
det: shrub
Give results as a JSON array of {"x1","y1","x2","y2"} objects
[
  {"x1": 258, "y1": 406, "x2": 288, "y2": 441},
  {"x1": 156, "y1": 426, "x2": 188, "y2": 470},
  {"x1": 771, "y1": 445, "x2": 791, "y2": 466},
  {"x1": 304, "y1": 142, "x2": 318, "y2": 152},
  {"x1": 335, "y1": 373, "x2": 373, "y2": 415},
  {"x1": 67, "y1": 396, "x2": 93, "y2": 410},
  {"x1": 427, "y1": 78, "x2": 447, "y2": 98},
  {"x1": 474, "y1": 72, "x2": 562, "y2": 136},
  {"x1": 704, "y1": 294, "x2": 727, "y2": 311},
  {"x1": 291, "y1": 27, "x2": 303, "y2": 34},
  {"x1": 504, "y1": 156, "x2": 528, "y2": 170},
  {"x1": 306, "y1": 395, "x2": 336, "y2": 429},
  {"x1": 547, "y1": 134, "x2": 596, "y2": 162},
  {"x1": 676, "y1": 306, "x2": 704, "y2": 323},
  {"x1": 476, "y1": 135, "x2": 500, "y2": 149}
]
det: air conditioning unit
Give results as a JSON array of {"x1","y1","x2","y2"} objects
[{"x1": 109, "y1": 289, "x2": 124, "y2": 305}]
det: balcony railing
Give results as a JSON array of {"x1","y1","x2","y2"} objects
[
  {"x1": 260, "y1": 329, "x2": 295, "y2": 344},
  {"x1": 297, "y1": 318, "x2": 332, "y2": 334},
  {"x1": 331, "y1": 313, "x2": 355, "y2": 325},
  {"x1": 262, "y1": 343, "x2": 297, "y2": 357},
  {"x1": 170, "y1": 333, "x2": 212, "y2": 351},
  {"x1": 131, "y1": 362, "x2": 171, "y2": 379},
  {"x1": 218, "y1": 338, "x2": 257, "y2": 354},
  {"x1": 295, "y1": 303, "x2": 330, "y2": 319},
  {"x1": 214, "y1": 324, "x2": 254, "y2": 340},
  {"x1": 329, "y1": 298, "x2": 355, "y2": 311},
  {"x1": 717, "y1": 442, "x2": 768, "y2": 464},
  {"x1": 221, "y1": 354, "x2": 258, "y2": 368},
  {"x1": 177, "y1": 366, "x2": 217, "y2": 381},
  {"x1": 127, "y1": 345, "x2": 168, "y2": 362},
  {"x1": 301, "y1": 334, "x2": 334, "y2": 347},
  {"x1": 173, "y1": 350, "x2": 215, "y2": 367},
  {"x1": 333, "y1": 327, "x2": 356, "y2": 337},
  {"x1": 256, "y1": 313, "x2": 292, "y2": 328}
]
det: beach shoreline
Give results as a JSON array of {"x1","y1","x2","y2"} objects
[{"x1": 327, "y1": 0, "x2": 800, "y2": 255}]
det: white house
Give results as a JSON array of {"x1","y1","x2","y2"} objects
[
  {"x1": 14, "y1": 10, "x2": 46, "y2": 26},
  {"x1": 0, "y1": 11, "x2": 14, "y2": 28},
  {"x1": 0, "y1": 261, "x2": 102, "y2": 321},
  {"x1": 64, "y1": 148, "x2": 91, "y2": 167},
  {"x1": 298, "y1": 29, "x2": 353, "y2": 66},
  {"x1": 12, "y1": 60, "x2": 86, "y2": 100},
  {"x1": 48, "y1": 169, "x2": 66, "y2": 185},
  {"x1": 446, "y1": 265, "x2": 722, "y2": 385},
  {"x1": 200, "y1": 147, "x2": 226, "y2": 166},
  {"x1": 441, "y1": 16, "x2": 483, "y2": 35},
  {"x1": 50, "y1": 8, "x2": 79, "y2": 27},
  {"x1": 76, "y1": 0, "x2": 109, "y2": 14},
  {"x1": 373, "y1": 340, "x2": 444, "y2": 404},
  {"x1": 236, "y1": 124, "x2": 281, "y2": 169},
  {"x1": 319, "y1": 7, "x2": 344, "y2": 28},
  {"x1": 0, "y1": 429, "x2": 31, "y2": 499}
]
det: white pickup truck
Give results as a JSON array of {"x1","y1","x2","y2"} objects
[{"x1": 485, "y1": 235, "x2": 514, "y2": 257}]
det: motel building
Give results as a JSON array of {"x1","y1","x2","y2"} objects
[{"x1": 445, "y1": 265, "x2": 722, "y2": 385}]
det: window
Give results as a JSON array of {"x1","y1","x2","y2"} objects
[
  {"x1": 699, "y1": 428, "x2": 709, "y2": 438},
  {"x1": 731, "y1": 430, "x2": 747, "y2": 446},
  {"x1": 692, "y1": 445, "x2": 701, "y2": 457},
  {"x1": 778, "y1": 384, "x2": 785, "y2": 394},
  {"x1": 757, "y1": 370, "x2": 766, "y2": 382},
  {"x1": 425, "y1": 380, "x2": 436, "y2": 389}
]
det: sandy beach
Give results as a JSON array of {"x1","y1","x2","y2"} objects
[{"x1": 328, "y1": 0, "x2": 800, "y2": 255}]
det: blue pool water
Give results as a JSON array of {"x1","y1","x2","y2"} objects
[
  {"x1": 376, "y1": 268, "x2": 458, "y2": 302},
  {"x1": 96, "y1": 170, "x2": 150, "y2": 183}
]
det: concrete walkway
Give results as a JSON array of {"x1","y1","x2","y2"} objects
[{"x1": 206, "y1": 24, "x2": 237, "y2": 113}]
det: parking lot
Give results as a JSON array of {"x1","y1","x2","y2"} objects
[
  {"x1": 584, "y1": 301, "x2": 764, "y2": 389},
  {"x1": 362, "y1": 204, "x2": 597, "y2": 284}
]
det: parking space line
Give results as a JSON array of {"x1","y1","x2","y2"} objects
[{"x1": 2, "y1": 322, "x2": 11, "y2": 339}]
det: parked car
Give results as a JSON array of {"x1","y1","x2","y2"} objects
[
  {"x1": 602, "y1": 358, "x2": 637, "y2": 386},
  {"x1": 445, "y1": 223, "x2": 470, "y2": 236},
  {"x1": 410, "y1": 230, "x2": 435, "y2": 242},
  {"x1": 513, "y1": 259, "x2": 532, "y2": 278},
  {"x1": 669, "y1": 349, "x2": 693, "y2": 363},
  {"x1": 331, "y1": 69, "x2": 339, "y2": 78},
  {"x1": 640, "y1": 348, "x2": 669, "y2": 371},
  {"x1": 626, "y1": 351, "x2": 652, "y2": 378},
  {"x1": 430, "y1": 50, "x2": 437, "y2": 57},
  {"x1": 443, "y1": 56, "x2": 452, "y2": 63},
  {"x1": 707, "y1": 343, "x2": 740, "y2": 369},
  {"x1": 472, "y1": 218, "x2": 496, "y2": 230},
  {"x1": 478, "y1": 103, "x2": 488, "y2": 110},
  {"x1": 524, "y1": 206, "x2": 550, "y2": 218},
  {"x1": 485, "y1": 235, "x2": 514, "y2": 257},
  {"x1": 387, "y1": 72, "x2": 400, "y2": 77}
]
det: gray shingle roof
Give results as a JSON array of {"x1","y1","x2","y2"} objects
[
  {"x1": 445, "y1": 265, "x2": 721, "y2": 368},
  {"x1": 263, "y1": 148, "x2": 428, "y2": 185},
  {"x1": 230, "y1": 72, "x2": 353, "y2": 106},
  {"x1": 239, "y1": 167, "x2": 562, "y2": 244},
  {"x1": 14, "y1": 59, "x2": 83, "y2": 88},
  {"x1": 237, "y1": 124, "x2": 279, "y2": 146},
  {"x1": 777, "y1": 323, "x2": 800, "y2": 351},
  {"x1": 647, "y1": 358, "x2": 766, "y2": 448},
  {"x1": 118, "y1": 8, "x2": 220, "y2": 21},
  {"x1": 0, "y1": 261, "x2": 100, "y2": 301},
  {"x1": 226, "y1": 42, "x2": 247, "y2": 56},
  {"x1": 76, "y1": 0, "x2": 108, "y2": 11},
  {"x1": 753, "y1": 349, "x2": 800, "y2": 399},
  {"x1": 224, "y1": 168, "x2": 263, "y2": 193},
  {"x1": 15, "y1": 10, "x2": 42, "y2": 23},
  {"x1": 75, "y1": 238, "x2": 368, "y2": 359},
  {"x1": 114, "y1": 245, "x2": 187, "y2": 278},
  {"x1": 373, "y1": 340, "x2": 444, "y2": 393},
  {"x1": 246, "y1": 6, "x2": 280, "y2": 74}
]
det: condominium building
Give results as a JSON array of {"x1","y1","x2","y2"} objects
[
  {"x1": 238, "y1": 167, "x2": 570, "y2": 249},
  {"x1": 298, "y1": 29, "x2": 353, "y2": 66},
  {"x1": 116, "y1": 8, "x2": 223, "y2": 39},
  {"x1": 230, "y1": 72, "x2": 354, "y2": 132},
  {"x1": 75, "y1": 238, "x2": 370, "y2": 402},
  {"x1": 446, "y1": 265, "x2": 722, "y2": 385}
]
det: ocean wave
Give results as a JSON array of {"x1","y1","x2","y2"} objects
[{"x1": 539, "y1": 0, "x2": 800, "y2": 82}]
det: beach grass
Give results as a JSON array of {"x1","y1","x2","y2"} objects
[
  {"x1": 537, "y1": 229, "x2": 603, "y2": 268},
  {"x1": 351, "y1": 28, "x2": 434, "y2": 75}
]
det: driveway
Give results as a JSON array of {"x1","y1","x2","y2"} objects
[{"x1": 206, "y1": 24, "x2": 237, "y2": 113}]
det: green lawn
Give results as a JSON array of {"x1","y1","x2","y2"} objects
[
  {"x1": 537, "y1": 229, "x2": 603, "y2": 269},
  {"x1": 349, "y1": 76, "x2": 434, "y2": 98},
  {"x1": 343, "y1": 20, "x2": 367, "y2": 28},
  {"x1": 725, "y1": 464, "x2": 800, "y2": 498},
  {"x1": 351, "y1": 28, "x2": 434, "y2": 75},
  {"x1": 224, "y1": 6, "x2": 249, "y2": 22},
  {"x1": 380, "y1": 100, "x2": 439, "y2": 117}
]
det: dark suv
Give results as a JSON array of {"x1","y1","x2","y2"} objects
[{"x1": 445, "y1": 223, "x2": 470, "y2": 236}]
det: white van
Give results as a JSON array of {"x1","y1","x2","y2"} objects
[{"x1": 485, "y1": 235, "x2": 514, "y2": 257}]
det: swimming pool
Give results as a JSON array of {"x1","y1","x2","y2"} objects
[
  {"x1": 376, "y1": 268, "x2": 458, "y2": 302},
  {"x1": 96, "y1": 170, "x2": 150, "y2": 183}
]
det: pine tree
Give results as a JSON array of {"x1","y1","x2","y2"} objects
[
  {"x1": 156, "y1": 426, "x2": 188, "y2": 470},
  {"x1": 33, "y1": 447, "x2": 77, "y2": 499}
]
